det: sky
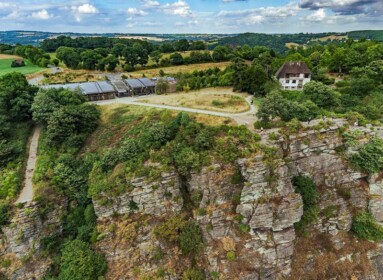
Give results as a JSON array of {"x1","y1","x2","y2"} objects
[{"x1": 0, "y1": 0, "x2": 382, "y2": 34}]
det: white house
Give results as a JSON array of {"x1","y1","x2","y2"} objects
[{"x1": 276, "y1": 61, "x2": 312, "y2": 91}]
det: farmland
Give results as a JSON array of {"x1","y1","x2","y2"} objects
[
  {"x1": 129, "y1": 61, "x2": 230, "y2": 78},
  {"x1": 0, "y1": 56, "x2": 46, "y2": 76}
]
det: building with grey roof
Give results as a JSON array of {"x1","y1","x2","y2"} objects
[
  {"x1": 40, "y1": 81, "x2": 116, "y2": 101},
  {"x1": 125, "y1": 78, "x2": 156, "y2": 96}
]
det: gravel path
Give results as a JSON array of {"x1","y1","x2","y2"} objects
[
  {"x1": 16, "y1": 126, "x2": 41, "y2": 204},
  {"x1": 95, "y1": 94, "x2": 258, "y2": 128}
]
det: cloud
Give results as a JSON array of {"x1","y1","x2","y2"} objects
[
  {"x1": 71, "y1": 3, "x2": 99, "y2": 22},
  {"x1": 299, "y1": 0, "x2": 380, "y2": 15},
  {"x1": 222, "y1": 0, "x2": 247, "y2": 2},
  {"x1": 141, "y1": 0, "x2": 160, "y2": 8},
  {"x1": 31, "y1": 9, "x2": 53, "y2": 20},
  {"x1": 163, "y1": 0, "x2": 192, "y2": 17},
  {"x1": 218, "y1": 2, "x2": 300, "y2": 24},
  {"x1": 127, "y1": 8, "x2": 148, "y2": 16},
  {"x1": 304, "y1": 8, "x2": 326, "y2": 22}
]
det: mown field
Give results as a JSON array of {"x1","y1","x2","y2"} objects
[
  {"x1": 0, "y1": 57, "x2": 45, "y2": 76},
  {"x1": 140, "y1": 88, "x2": 250, "y2": 113},
  {"x1": 129, "y1": 61, "x2": 231, "y2": 78}
]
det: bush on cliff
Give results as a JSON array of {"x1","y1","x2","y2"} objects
[{"x1": 351, "y1": 211, "x2": 383, "y2": 241}]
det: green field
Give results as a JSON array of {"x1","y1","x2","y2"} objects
[{"x1": 0, "y1": 59, "x2": 46, "y2": 76}]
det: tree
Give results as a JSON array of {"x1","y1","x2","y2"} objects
[
  {"x1": 170, "y1": 52, "x2": 184, "y2": 65},
  {"x1": 303, "y1": 81, "x2": 339, "y2": 109},
  {"x1": 32, "y1": 88, "x2": 87, "y2": 125},
  {"x1": 59, "y1": 240, "x2": 106, "y2": 280},
  {"x1": 175, "y1": 39, "x2": 190, "y2": 52},
  {"x1": 111, "y1": 43, "x2": 127, "y2": 58},
  {"x1": 105, "y1": 54, "x2": 119, "y2": 72},
  {"x1": 56, "y1": 47, "x2": 81, "y2": 69},
  {"x1": 81, "y1": 50, "x2": 102, "y2": 70},
  {"x1": 0, "y1": 72, "x2": 38, "y2": 121},
  {"x1": 150, "y1": 50, "x2": 163, "y2": 65}
]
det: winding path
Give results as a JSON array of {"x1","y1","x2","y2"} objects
[
  {"x1": 16, "y1": 126, "x2": 41, "y2": 204},
  {"x1": 95, "y1": 95, "x2": 258, "y2": 129}
]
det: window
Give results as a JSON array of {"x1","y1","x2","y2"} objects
[
  {"x1": 292, "y1": 80, "x2": 296, "y2": 84},
  {"x1": 305, "y1": 74, "x2": 310, "y2": 78},
  {"x1": 286, "y1": 80, "x2": 290, "y2": 83}
]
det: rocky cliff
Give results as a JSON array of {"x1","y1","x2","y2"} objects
[
  {"x1": 0, "y1": 200, "x2": 66, "y2": 280},
  {"x1": 92, "y1": 122, "x2": 383, "y2": 280}
]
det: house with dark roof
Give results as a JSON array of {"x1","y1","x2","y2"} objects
[{"x1": 275, "y1": 61, "x2": 312, "y2": 90}]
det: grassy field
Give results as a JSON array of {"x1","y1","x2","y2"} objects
[
  {"x1": 129, "y1": 61, "x2": 230, "y2": 78},
  {"x1": 0, "y1": 58, "x2": 46, "y2": 76},
  {"x1": 139, "y1": 87, "x2": 250, "y2": 113}
]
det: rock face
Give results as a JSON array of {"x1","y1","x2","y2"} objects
[
  {"x1": 93, "y1": 171, "x2": 183, "y2": 218},
  {"x1": 1, "y1": 200, "x2": 66, "y2": 280},
  {"x1": 92, "y1": 124, "x2": 383, "y2": 279}
]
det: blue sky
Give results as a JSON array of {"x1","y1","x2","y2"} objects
[{"x1": 0, "y1": 0, "x2": 382, "y2": 33}]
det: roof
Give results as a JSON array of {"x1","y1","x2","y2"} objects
[
  {"x1": 275, "y1": 61, "x2": 311, "y2": 78},
  {"x1": 80, "y1": 82, "x2": 100, "y2": 95},
  {"x1": 40, "y1": 81, "x2": 116, "y2": 95},
  {"x1": 138, "y1": 78, "x2": 155, "y2": 87},
  {"x1": 125, "y1": 79, "x2": 144, "y2": 88}
]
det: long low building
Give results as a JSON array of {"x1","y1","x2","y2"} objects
[
  {"x1": 40, "y1": 77, "x2": 177, "y2": 100},
  {"x1": 40, "y1": 81, "x2": 116, "y2": 101}
]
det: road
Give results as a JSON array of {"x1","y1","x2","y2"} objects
[
  {"x1": 16, "y1": 126, "x2": 41, "y2": 204},
  {"x1": 95, "y1": 94, "x2": 258, "y2": 129}
]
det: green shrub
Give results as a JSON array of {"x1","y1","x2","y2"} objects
[
  {"x1": 179, "y1": 222, "x2": 203, "y2": 255},
  {"x1": 226, "y1": 251, "x2": 236, "y2": 261},
  {"x1": 292, "y1": 175, "x2": 319, "y2": 236},
  {"x1": 0, "y1": 202, "x2": 11, "y2": 226},
  {"x1": 238, "y1": 223, "x2": 250, "y2": 233},
  {"x1": 59, "y1": 239, "x2": 106, "y2": 280},
  {"x1": 154, "y1": 215, "x2": 187, "y2": 243},
  {"x1": 182, "y1": 268, "x2": 205, "y2": 280},
  {"x1": 351, "y1": 211, "x2": 383, "y2": 241},
  {"x1": 350, "y1": 138, "x2": 383, "y2": 174}
]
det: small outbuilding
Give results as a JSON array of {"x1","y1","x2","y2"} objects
[
  {"x1": 125, "y1": 78, "x2": 156, "y2": 96},
  {"x1": 275, "y1": 61, "x2": 311, "y2": 90}
]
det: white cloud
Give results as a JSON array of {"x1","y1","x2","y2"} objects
[
  {"x1": 75, "y1": 3, "x2": 99, "y2": 14},
  {"x1": 127, "y1": 8, "x2": 148, "y2": 16},
  {"x1": 71, "y1": 3, "x2": 99, "y2": 22},
  {"x1": 304, "y1": 8, "x2": 326, "y2": 22},
  {"x1": 218, "y1": 2, "x2": 300, "y2": 25},
  {"x1": 141, "y1": 0, "x2": 160, "y2": 8},
  {"x1": 31, "y1": 9, "x2": 53, "y2": 20},
  {"x1": 163, "y1": 0, "x2": 192, "y2": 17}
]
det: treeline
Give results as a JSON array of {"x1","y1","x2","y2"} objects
[
  {"x1": 213, "y1": 32, "x2": 349, "y2": 53},
  {"x1": 0, "y1": 44, "x2": 57, "y2": 67}
]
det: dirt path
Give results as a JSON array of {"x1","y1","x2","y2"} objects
[
  {"x1": 96, "y1": 94, "x2": 258, "y2": 129},
  {"x1": 16, "y1": 126, "x2": 41, "y2": 204}
]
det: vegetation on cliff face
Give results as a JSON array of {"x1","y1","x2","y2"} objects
[
  {"x1": 292, "y1": 175, "x2": 319, "y2": 236},
  {"x1": 87, "y1": 105, "x2": 260, "y2": 202},
  {"x1": 350, "y1": 138, "x2": 383, "y2": 174},
  {"x1": 351, "y1": 211, "x2": 383, "y2": 241}
]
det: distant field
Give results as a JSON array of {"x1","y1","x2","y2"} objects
[
  {"x1": 285, "y1": 42, "x2": 302, "y2": 49},
  {"x1": 139, "y1": 87, "x2": 250, "y2": 113},
  {"x1": 311, "y1": 35, "x2": 348, "y2": 42},
  {"x1": 147, "y1": 50, "x2": 213, "y2": 66},
  {"x1": 0, "y1": 58, "x2": 46, "y2": 76},
  {"x1": 129, "y1": 61, "x2": 230, "y2": 78}
]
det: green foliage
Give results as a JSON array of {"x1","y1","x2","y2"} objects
[
  {"x1": 226, "y1": 251, "x2": 236, "y2": 261},
  {"x1": 0, "y1": 72, "x2": 38, "y2": 121},
  {"x1": 182, "y1": 268, "x2": 205, "y2": 280},
  {"x1": 154, "y1": 215, "x2": 187, "y2": 243},
  {"x1": 58, "y1": 239, "x2": 107, "y2": 280},
  {"x1": 179, "y1": 221, "x2": 203, "y2": 255},
  {"x1": 351, "y1": 211, "x2": 383, "y2": 241},
  {"x1": 0, "y1": 202, "x2": 11, "y2": 226},
  {"x1": 350, "y1": 138, "x2": 383, "y2": 174},
  {"x1": 292, "y1": 175, "x2": 319, "y2": 236}
]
